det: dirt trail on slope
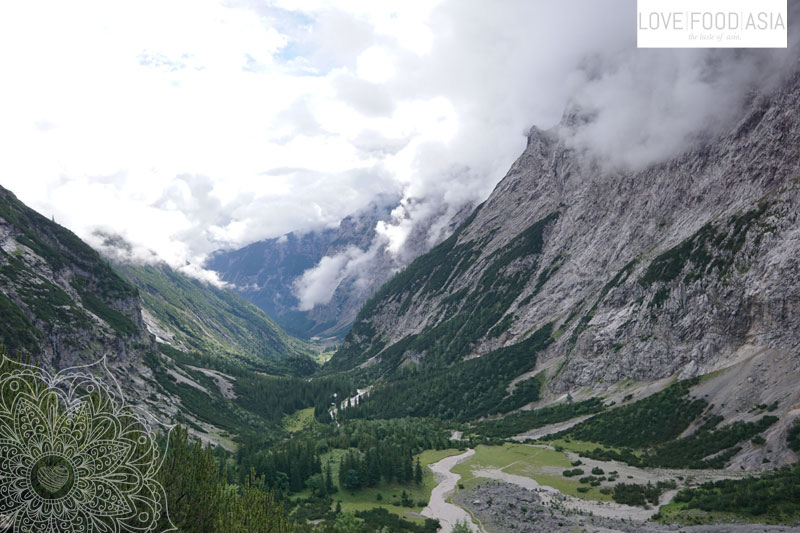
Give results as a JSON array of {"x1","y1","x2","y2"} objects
[{"x1": 510, "y1": 415, "x2": 592, "y2": 441}]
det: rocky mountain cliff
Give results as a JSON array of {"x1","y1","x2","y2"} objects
[
  {"x1": 0, "y1": 183, "x2": 162, "y2": 406},
  {"x1": 331, "y1": 69, "x2": 800, "y2": 459},
  {"x1": 0, "y1": 186, "x2": 152, "y2": 365}
]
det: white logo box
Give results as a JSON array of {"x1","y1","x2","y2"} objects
[{"x1": 638, "y1": 0, "x2": 787, "y2": 48}]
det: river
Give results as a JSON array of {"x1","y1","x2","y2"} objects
[{"x1": 421, "y1": 449, "x2": 484, "y2": 533}]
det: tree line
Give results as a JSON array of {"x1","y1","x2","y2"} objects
[
  {"x1": 337, "y1": 448, "x2": 423, "y2": 490},
  {"x1": 234, "y1": 417, "x2": 449, "y2": 497}
]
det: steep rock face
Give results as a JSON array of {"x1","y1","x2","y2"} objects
[
  {"x1": 0, "y1": 184, "x2": 160, "y2": 409},
  {"x1": 0, "y1": 187, "x2": 314, "y2": 444},
  {"x1": 206, "y1": 228, "x2": 337, "y2": 335},
  {"x1": 332, "y1": 70, "x2": 800, "y2": 401}
]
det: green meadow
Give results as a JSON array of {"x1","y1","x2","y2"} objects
[{"x1": 451, "y1": 443, "x2": 613, "y2": 501}]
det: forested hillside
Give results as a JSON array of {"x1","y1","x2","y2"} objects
[{"x1": 117, "y1": 261, "x2": 315, "y2": 369}]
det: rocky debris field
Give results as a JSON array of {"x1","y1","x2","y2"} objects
[{"x1": 453, "y1": 481, "x2": 800, "y2": 533}]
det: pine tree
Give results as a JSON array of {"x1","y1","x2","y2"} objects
[
  {"x1": 338, "y1": 457, "x2": 346, "y2": 487},
  {"x1": 401, "y1": 490, "x2": 412, "y2": 507},
  {"x1": 333, "y1": 512, "x2": 364, "y2": 533},
  {"x1": 344, "y1": 469, "x2": 361, "y2": 490},
  {"x1": 289, "y1": 461, "x2": 303, "y2": 492},
  {"x1": 403, "y1": 454, "x2": 413, "y2": 483},
  {"x1": 325, "y1": 463, "x2": 336, "y2": 494},
  {"x1": 414, "y1": 457, "x2": 423, "y2": 485},
  {"x1": 366, "y1": 449, "x2": 381, "y2": 486}
]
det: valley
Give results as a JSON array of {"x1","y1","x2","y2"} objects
[
  {"x1": 2, "y1": 170, "x2": 800, "y2": 531},
  {"x1": 2, "y1": 39, "x2": 800, "y2": 533}
]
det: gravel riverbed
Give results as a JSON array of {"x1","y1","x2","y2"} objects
[{"x1": 452, "y1": 481, "x2": 800, "y2": 533}]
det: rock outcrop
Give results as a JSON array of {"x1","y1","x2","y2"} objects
[{"x1": 331, "y1": 68, "x2": 800, "y2": 452}]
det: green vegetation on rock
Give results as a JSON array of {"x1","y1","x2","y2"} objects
[
  {"x1": 0, "y1": 185, "x2": 145, "y2": 355},
  {"x1": 119, "y1": 263, "x2": 314, "y2": 366},
  {"x1": 556, "y1": 381, "x2": 779, "y2": 469},
  {"x1": 787, "y1": 418, "x2": 800, "y2": 453},
  {"x1": 0, "y1": 292, "x2": 41, "y2": 355},
  {"x1": 640, "y1": 202, "x2": 770, "y2": 288},
  {"x1": 558, "y1": 378, "x2": 706, "y2": 448},
  {"x1": 582, "y1": 416, "x2": 779, "y2": 470},
  {"x1": 339, "y1": 324, "x2": 553, "y2": 421},
  {"x1": 332, "y1": 212, "x2": 559, "y2": 372},
  {"x1": 667, "y1": 465, "x2": 800, "y2": 522},
  {"x1": 472, "y1": 398, "x2": 605, "y2": 439}
]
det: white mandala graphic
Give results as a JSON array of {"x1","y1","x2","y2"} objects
[{"x1": 0, "y1": 356, "x2": 175, "y2": 532}]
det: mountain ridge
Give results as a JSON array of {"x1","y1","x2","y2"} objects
[
  {"x1": 0, "y1": 184, "x2": 320, "y2": 447},
  {"x1": 0, "y1": 184, "x2": 152, "y2": 367},
  {"x1": 328, "y1": 68, "x2": 800, "y2": 464},
  {"x1": 115, "y1": 261, "x2": 315, "y2": 369}
]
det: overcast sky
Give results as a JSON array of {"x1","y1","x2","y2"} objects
[{"x1": 0, "y1": 1, "x2": 794, "y2": 284}]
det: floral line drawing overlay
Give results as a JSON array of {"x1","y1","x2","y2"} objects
[{"x1": 0, "y1": 355, "x2": 175, "y2": 532}]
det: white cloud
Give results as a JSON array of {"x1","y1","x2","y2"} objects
[
  {"x1": 0, "y1": 0, "x2": 796, "y2": 290},
  {"x1": 333, "y1": 73, "x2": 395, "y2": 116},
  {"x1": 562, "y1": 47, "x2": 798, "y2": 171},
  {"x1": 293, "y1": 244, "x2": 379, "y2": 310},
  {"x1": 356, "y1": 47, "x2": 396, "y2": 84}
]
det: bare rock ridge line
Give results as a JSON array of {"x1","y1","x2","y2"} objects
[{"x1": 332, "y1": 69, "x2": 800, "y2": 457}]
